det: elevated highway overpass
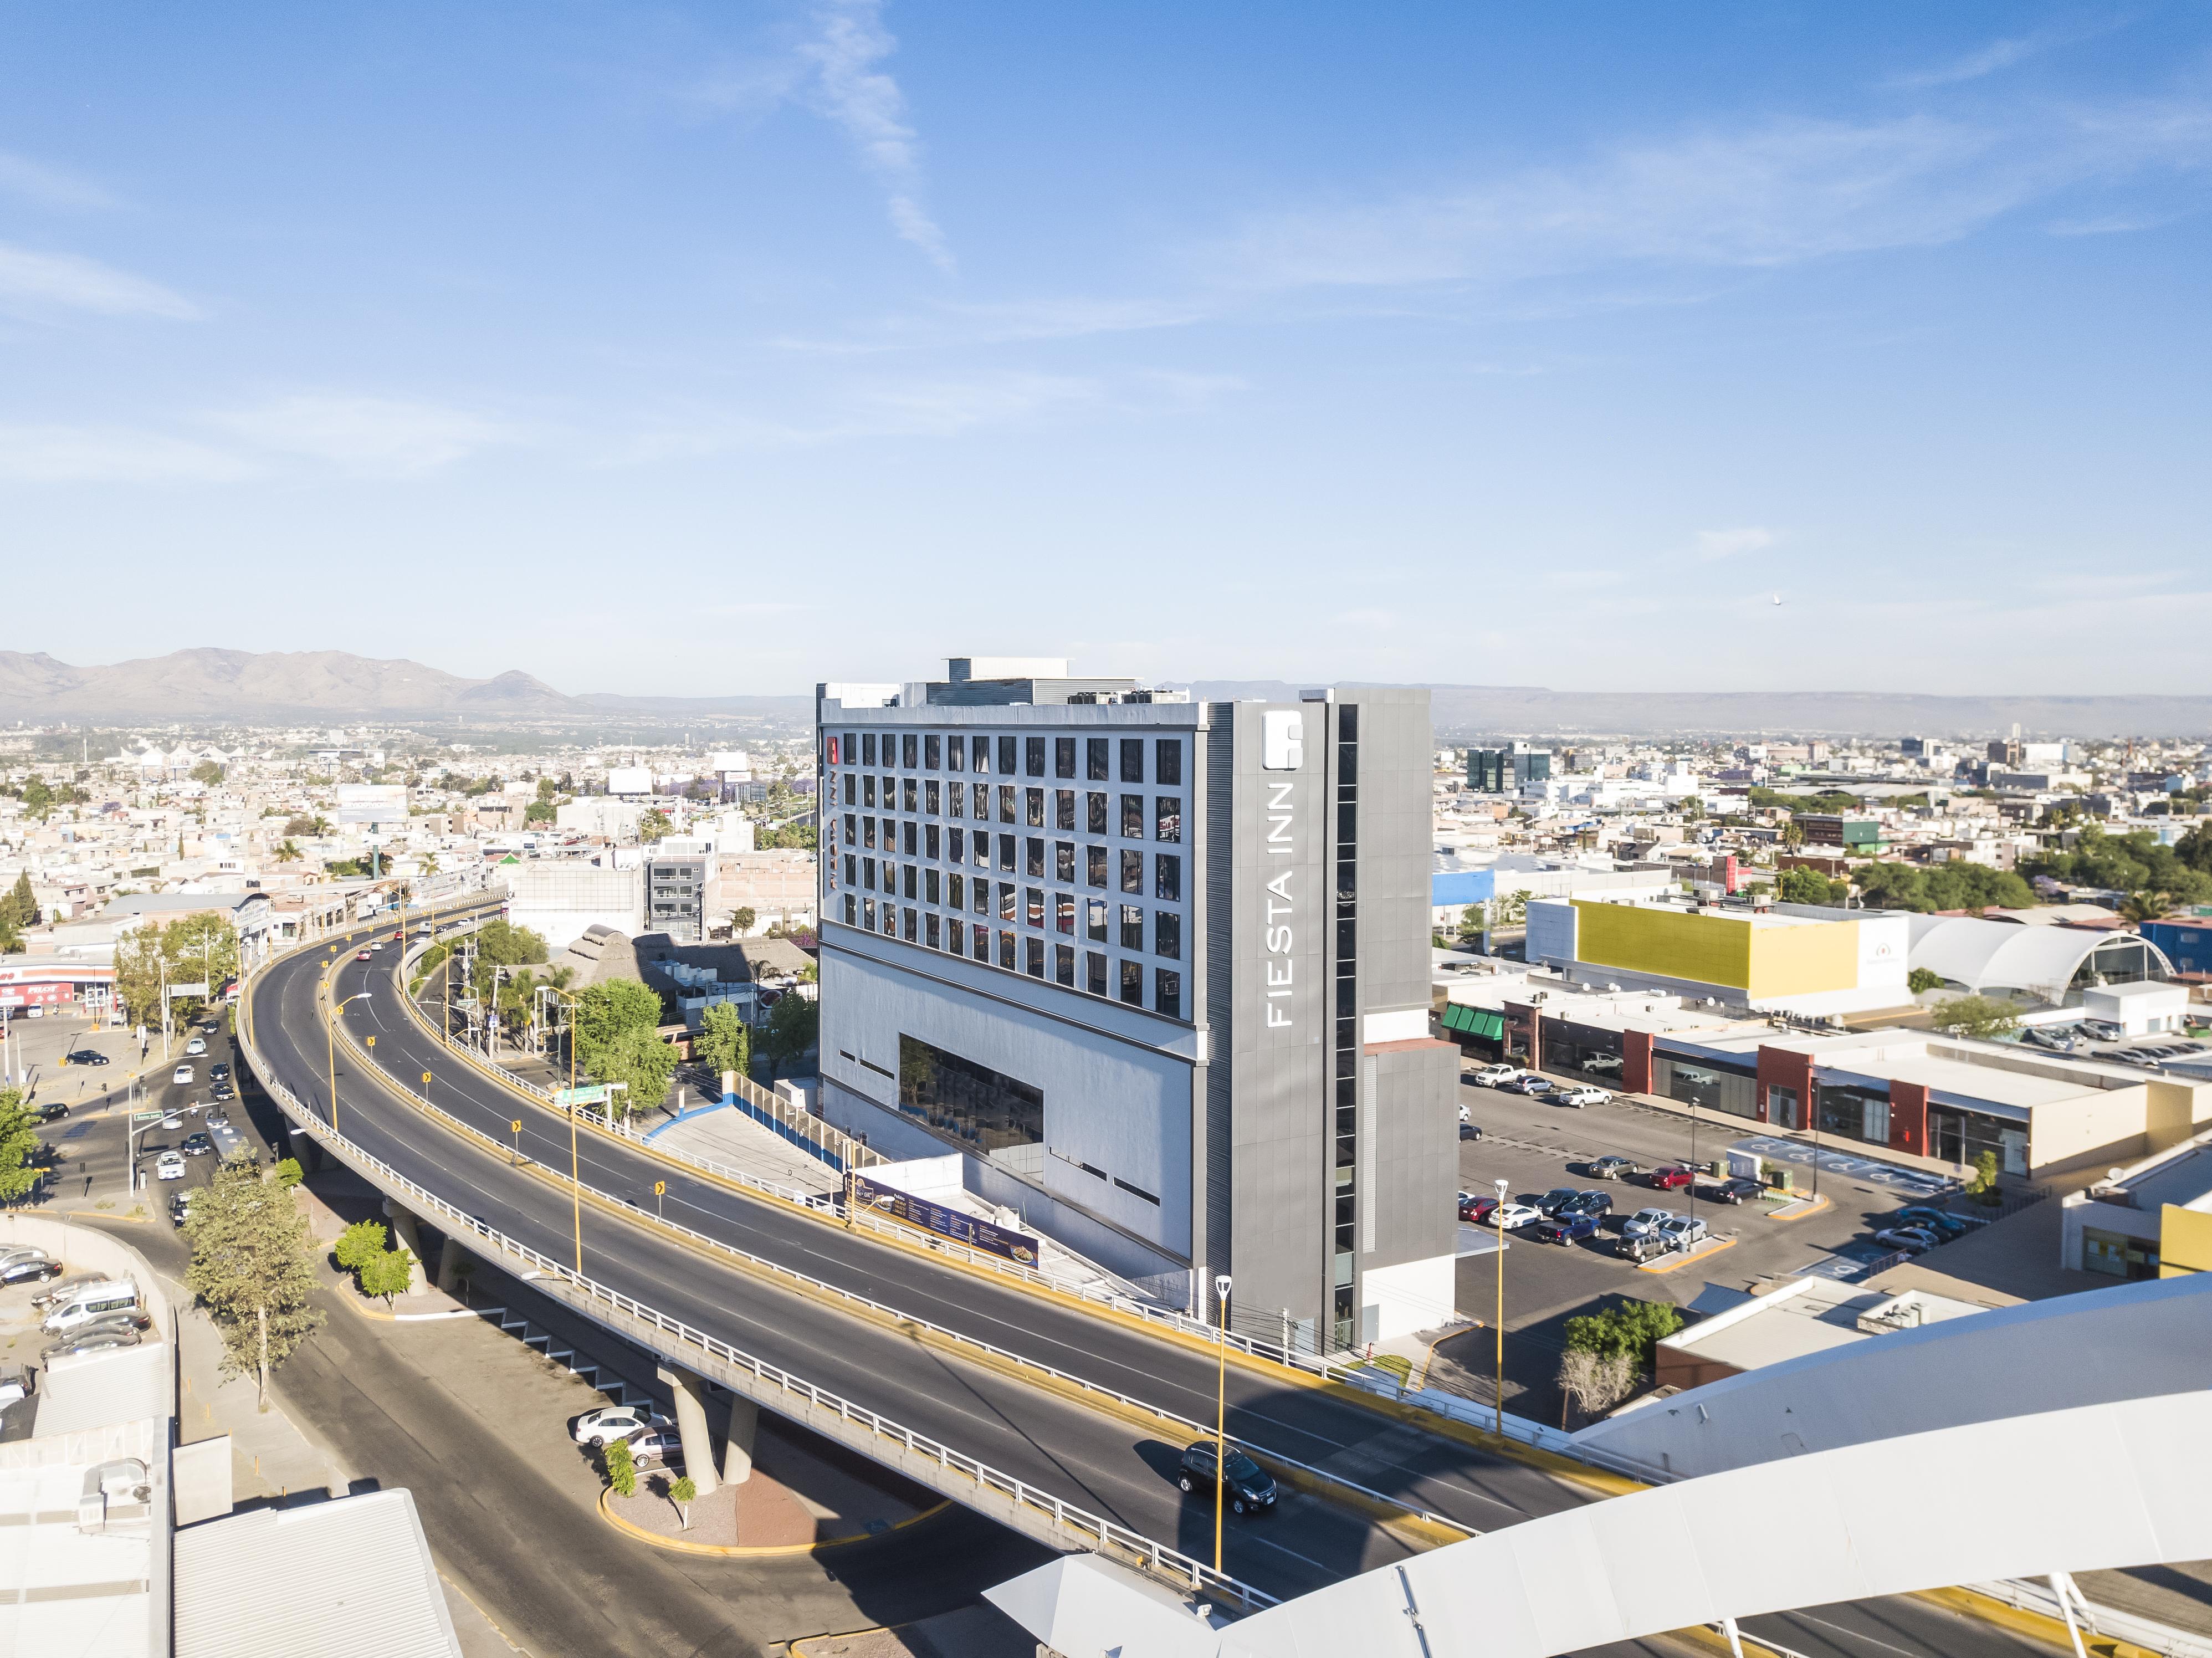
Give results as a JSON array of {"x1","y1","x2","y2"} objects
[{"x1": 241, "y1": 909, "x2": 2095, "y2": 1657}]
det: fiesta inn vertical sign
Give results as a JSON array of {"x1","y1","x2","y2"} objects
[{"x1": 1261, "y1": 709, "x2": 1304, "y2": 1031}]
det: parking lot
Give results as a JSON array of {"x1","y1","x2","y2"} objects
[{"x1": 1457, "y1": 1073, "x2": 1977, "y2": 1297}]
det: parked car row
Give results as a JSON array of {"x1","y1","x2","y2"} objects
[
  {"x1": 1466, "y1": 1065, "x2": 1613, "y2": 1108},
  {"x1": 1869, "y1": 1204, "x2": 1977, "y2": 1256}
]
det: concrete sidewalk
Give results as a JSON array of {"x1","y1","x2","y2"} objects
[{"x1": 647, "y1": 1098, "x2": 843, "y2": 1197}]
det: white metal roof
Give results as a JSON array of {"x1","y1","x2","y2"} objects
[
  {"x1": 1907, "y1": 914, "x2": 2167, "y2": 1003},
  {"x1": 175, "y1": 1489, "x2": 460, "y2": 1658}
]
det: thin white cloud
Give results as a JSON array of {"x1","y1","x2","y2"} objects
[
  {"x1": 1886, "y1": 21, "x2": 2117, "y2": 91},
  {"x1": 205, "y1": 395, "x2": 521, "y2": 477},
  {"x1": 0, "y1": 424, "x2": 256, "y2": 484},
  {"x1": 795, "y1": 0, "x2": 953, "y2": 272},
  {"x1": 1696, "y1": 527, "x2": 1775, "y2": 561},
  {"x1": 0, "y1": 243, "x2": 198, "y2": 319},
  {"x1": 0, "y1": 152, "x2": 119, "y2": 210}
]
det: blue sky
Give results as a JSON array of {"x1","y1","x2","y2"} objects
[{"x1": 2, "y1": 3, "x2": 2207, "y2": 696}]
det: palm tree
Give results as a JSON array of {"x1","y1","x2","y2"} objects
[
  {"x1": 420, "y1": 852, "x2": 440, "y2": 877},
  {"x1": 2118, "y1": 890, "x2": 2169, "y2": 925},
  {"x1": 274, "y1": 840, "x2": 302, "y2": 863}
]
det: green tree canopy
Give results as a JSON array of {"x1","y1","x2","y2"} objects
[
  {"x1": 1775, "y1": 867, "x2": 1846, "y2": 906},
  {"x1": 357, "y1": 1242, "x2": 417, "y2": 1306},
  {"x1": 114, "y1": 913, "x2": 240, "y2": 1027},
  {"x1": 639, "y1": 808, "x2": 673, "y2": 844},
  {"x1": 694, "y1": 1000, "x2": 751, "y2": 1082},
  {"x1": 0, "y1": 1088, "x2": 43, "y2": 1205},
  {"x1": 759, "y1": 991, "x2": 818, "y2": 1081},
  {"x1": 756, "y1": 822, "x2": 817, "y2": 850},
  {"x1": 333, "y1": 1217, "x2": 388, "y2": 1273},
  {"x1": 1907, "y1": 966, "x2": 1944, "y2": 994},
  {"x1": 1563, "y1": 1299, "x2": 1684, "y2": 1371},
  {"x1": 1931, "y1": 994, "x2": 2022, "y2": 1040},
  {"x1": 1851, "y1": 860, "x2": 2037, "y2": 914},
  {"x1": 189, "y1": 760, "x2": 225, "y2": 786},
  {"x1": 731, "y1": 906, "x2": 757, "y2": 935},
  {"x1": 2026, "y1": 826, "x2": 2212, "y2": 906},
  {"x1": 2, "y1": 871, "x2": 39, "y2": 928},
  {"x1": 185, "y1": 1156, "x2": 325, "y2": 1402}
]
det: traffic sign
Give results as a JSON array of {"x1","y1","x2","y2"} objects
[
  {"x1": 131, "y1": 1111, "x2": 164, "y2": 1123},
  {"x1": 422, "y1": 1071, "x2": 433, "y2": 1086},
  {"x1": 654, "y1": 1180, "x2": 665, "y2": 1196},
  {"x1": 511, "y1": 1120, "x2": 523, "y2": 1134}
]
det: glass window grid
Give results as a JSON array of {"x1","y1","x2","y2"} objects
[{"x1": 825, "y1": 728, "x2": 1192, "y2": 1019}]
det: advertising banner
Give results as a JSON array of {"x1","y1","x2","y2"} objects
[
  {"x1": 847, "y1": 1171, "x2": 1041, "y2": 1266},
  {"x1": 336, "y1": 784, "x2": 408, "y2": 825}
]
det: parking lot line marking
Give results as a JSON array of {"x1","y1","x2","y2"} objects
[
  {"x1": 1637, "y1": 1236, "x2": 1737, "y2": 1275},
  {"x1": 1765, "y1": 1194, "x2": 1831, "y2": 1222}
]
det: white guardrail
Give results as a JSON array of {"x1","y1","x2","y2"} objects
[
  {"x1": 327, "y1": 941, "x2": 1475, "y2": 1543},
  {"x1": 240, "y1": 937, "x2": 1281, "y2": 1614},
  {"x1": 391, "y1": 919, "x2": 1489, "y2": 1394}
]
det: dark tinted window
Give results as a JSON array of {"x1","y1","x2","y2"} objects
[
  {"x1": 1055, "y1": 841, "x2": 1075, "y2": 882},
  {"x1": 1054, "y1": 737, "x2": 1076, "y2": 778},
  {"x1": 1087, "y1": 791, "x2": 1108, "y2": 835},
  {"x1": 1056, "y1": 789, "x2": 1075, "y2": 830},
  {"x1": 1120, "y1": 959, "x2": 1144, "y2": 1005},
  {"x1": 1120, "y1": 738, "x2": 1144, "y2": 783},
  {"x1": 1026, "y1": 836, "x2": 1045, "y2": 877},
  {"x1": 1155, "y1": 968, "x2": 1181, "y2": 1018},
  {"x1": 997, "y1": 735, "x2": 1017, "y2": 776},
  {"x1": 897, "y1": 1033, "x2": 1041, "y2": 1153},
  {"x1": 1121, "y1": 794, "x2": 1144, "y2": 838},
  {"x1": 1026, "y1": 736, "x2": 1046, "y2": 777},
  {"x1": 1155, "y1": 795, "x2": 1181, "y2": 843},
  {"x1": 1121, "y1": 849, "x2": 1143, "y2": 892},
  {"x1": 924, "y1": 735, "x2": 940, "y2": 769},
  {"x1": 1087, "y1": 737, "x2": 1109, "y2": 781},
  {"x1": 1155, "y1": 854, "x2": 1181, "y2": 902},
  {"x1": 972, "y1": 735, "x2": 991, "y2": 772},
  {"x1": 862, "y1": 733, "x2": 877, "y2": 765},
  {"x1": 1156, "y1": 911, "x2": 1181, "y2": 960},
  {"x1": 947, "y1": 736, "x2": 965, "y2": 771},
  {"x1": 1087, "y1": 845, "x2": 1108, "y2": 888},
  {"x1": 1156, "y1": 739, "x2": 1182, "y2": 786},
  {"x1": 902, "y1": 734, "x2": 917, "y2": 768}
]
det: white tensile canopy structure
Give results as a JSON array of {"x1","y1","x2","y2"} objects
[{"x1": 990, "y1": 1275, "x2": 2212, "y2": 1658}]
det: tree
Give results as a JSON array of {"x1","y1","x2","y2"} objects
[
  {"x1": 0, "y1": 1088, "x2": 43, "y2": 1205},
  {"x1": 759, "y1": 992, "x2": 818, "y2": 1082},
  {"x1": 333, "y1": 1217, "x2": 390, "y2": 1276},
  {"x1": 603, "y1": 1437, "x2": 638, "y2": 1498},
  {"x1": 757, "y1": 822, "x2": 817, "y2": 851},
  {"x1": 190, "y1": 760, "x2": 225, "y2": 787},
  {"x1": 269, "y1": 1158, "x2": 304, "y2": 1190},
  {"x1": 21, "y1": 776, "x2": 53, "y2": 818},
  {"x1": 595, "y1": 1025, "x2": 679, "y2": 1117},
  {"x1": 2118, "y1": 890, "x2": 2171, "y2": 925},
  {"x1": 639, "y1": 808, "x2": 673, "y2": 845},
  {"x1": 1776, "y1": 866, "x2": 1845, "y2": 907},
  {"x1": 4, "y1": 871, "x2": 38, "y2": 928},
  {"x1": 1965, "y1": 1149, "x2": 2003, "y2": 1205},
  {"x1": 731, "y1": 906, "x2": 757, "y2": 936},
  {"x1": 1557, "y1": 1347, "x2": 1636, "y2": 1427},
  {"x1": 694, "y1": 1001, "x2": 751, "y2": 1081},
  {"x1": 535, "y1": 777, "x2": 560, "y2": 803},
  {"x1": 574, "y1": 977, "x2": 662, "y2": 1057},
  {"x1": 0, "y1": 912, "x2": 21, "y2": 956},
  {"x1": 524, "y1": 799, "x2": 556, "y2": 825},
  {"x1": 668, "y1": 1473, "x2": 697, "y2": 1529},
  {"x1": 1777, "y1": 820, "x2": 1806, "y2": 850},
  {"x1": 274, "y1": 839, "x2": 303, "y2": 863},
  {"x1": 357, "y1": 1243, "x2": 417, "y2": 1307},
  {"x1": 1562, "y1": 1298, "x2": 1683, "y2": 1371},
  {"x1": 184, "y1": 1156, "x2": 325, "y2": 1404},
  {"x1": 1906, "y1": 967, "x2": 1943, "y2": 995},
  {"x1": 1931, "y1": 994, "x2": 2022, "y2": 1040}
]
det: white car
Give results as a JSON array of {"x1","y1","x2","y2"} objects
[
  {"x1": 1471, "y1": 1064, "x2": 1523, "y2": 1088},
  {"x1": 1655, "y1": 1215, "x2": 1708, "y2": 1252},
  {"x1": 184, "y1": 1037, "x2": 207, "y2": 1056},
  {"x1": 172, "y1": 1066, "x2": 194, "y2": 1086},
  {"x1": 571, "y1": 1405, "x2": 674, "y2": 1447},
  {"x1": 1553, "y1": 1086, "x2": 1610, "y2": 1108},
  {"x1": 1457, "y1": 1101, "x2": 1471, "y2": 1123},
  {"x1": 1621, "y1": 1206, "x2": 1676, "y2": 1240},
  {"x1": 1488, "y1": 1202, "x2": 1542, "y2": 1231},
  {"x1": 154, "y1": 1151, "x2": 187, "y2": 1181}
]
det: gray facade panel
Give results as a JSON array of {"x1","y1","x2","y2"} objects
[
  {"x1": 1223, "y1": 700, "x2": 1327, "y2": 1333},
  {"x1": 1368, "y1": 1042, "x2": 1458, "y2": 1271}
]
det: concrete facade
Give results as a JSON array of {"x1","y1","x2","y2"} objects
[{"x1": 815, "y1": 670, "x2": 1457, "y2": 1350}]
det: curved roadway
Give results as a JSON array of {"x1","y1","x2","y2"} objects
[{"x1": 249, "y1": 919, "x2": 2070, "y2": 1656}]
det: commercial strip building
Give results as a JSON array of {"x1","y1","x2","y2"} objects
[
  {"x1": 1525, "y1": 893, "x2": 1913, "y2": 1019},
  {"x1": 1441, "y1": 973, "x2": 2212, "y2": 1180},
  {"x1": 815, "y1": 660, "x2": 1458, "y2": 1351},
  {"x1": 1650, "y1": 1277, "x2": 1996, "y2": 1393},
  {"x1": 2059, "y1": 1127, "x2": 2212, "y2": 1280}
]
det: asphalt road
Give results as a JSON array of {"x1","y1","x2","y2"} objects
[{"x1": 245, "y1": 924, "x2": 2067, "y2": 1656}]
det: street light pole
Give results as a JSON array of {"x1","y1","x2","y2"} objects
[
  {"x1": 553, "y1": 986, "x2": 584, "y2": 1275},
  {"x1": 1212, "y1": 1271, "x2": 1232, "y2": 1574},
  {"x1": 1493, "y1": 1175, "x2": 1509, "y2": 1437}
]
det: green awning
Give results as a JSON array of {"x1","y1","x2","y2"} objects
[{"x1": 1441, "y1": 1005, "x2": 1504, "y2": 1040}]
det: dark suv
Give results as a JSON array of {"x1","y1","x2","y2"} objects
[
  {"x1": 1177, "y1": 1440, "x2": 1278, "y2": 1516},
  {"x1": 1533, "y1": 1186, "x2": 1584, "y2": 1217}
]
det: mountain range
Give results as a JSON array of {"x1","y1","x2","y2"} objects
[
  {"x1": 0, "y1": 650, "x2": 806, "y2": 723},
  {"x1": 2, "y1": 651, "x2": 2205, "y2": 738}
]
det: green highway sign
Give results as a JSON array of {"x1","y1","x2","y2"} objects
[{"x1": 132, "y1": 1111, "x2": 166, "y2": 1123}]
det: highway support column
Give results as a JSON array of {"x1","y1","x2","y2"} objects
[
  {"x1": 723, "y1": 1395, "x2": 758, "y2": 1486},
  {"x1": 657, "y1": 1365, "x2": 721, "y2": 1497},
  {"x1": 380, "y1": 1198, "x2": 431, "y2": 1294},
  {"x1": 434, "y1": 1234, "x2": 468, "y2": 1295}
]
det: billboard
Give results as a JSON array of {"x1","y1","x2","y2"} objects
[
  {"x1": 847, "y1": 1171, "x2": 1041, "y2": 1266},
  {"x1": 606, "y1": 767, "x2": 654, "y2": 797},
  {"x1": 336, "y1": 784, "x2": 408, "y2": 826}
]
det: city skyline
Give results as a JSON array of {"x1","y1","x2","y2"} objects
[{"x1": 2, "y1": 3, "x2": 2208, "y2": 693}]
